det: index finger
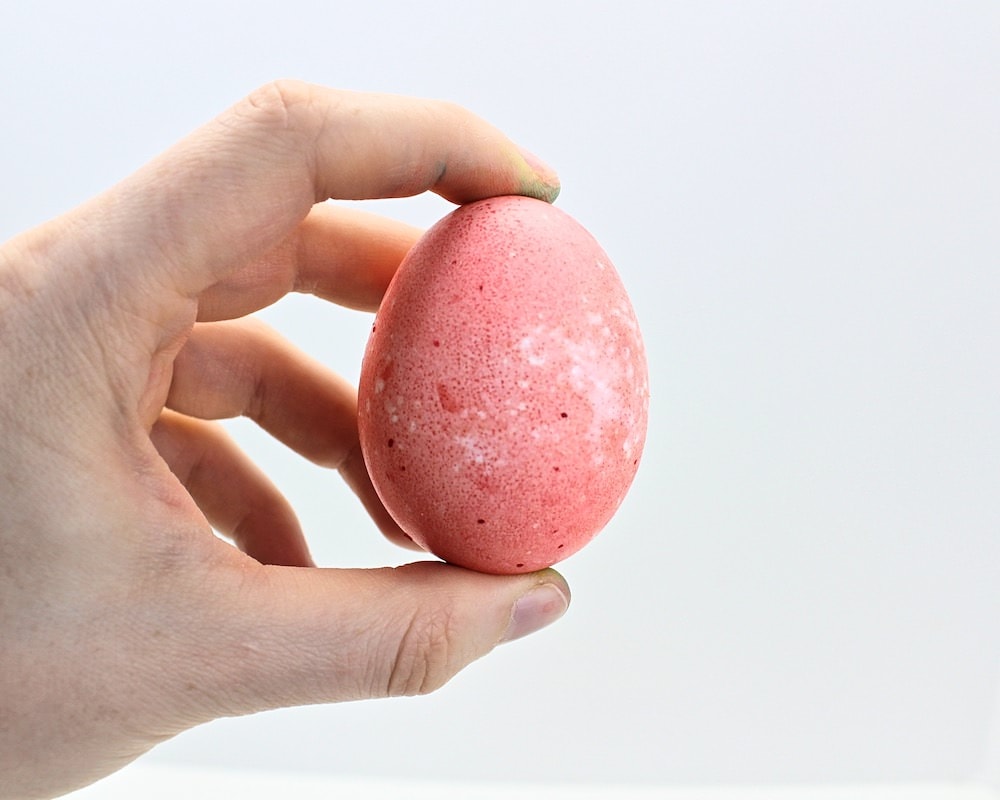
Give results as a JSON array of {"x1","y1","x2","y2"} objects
[{"x1": 62, "y1": 81, "x2": 561, "y2": 303}]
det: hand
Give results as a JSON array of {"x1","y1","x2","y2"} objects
[{"x1": 0, "y1": 81, "x2": 569, "y2": 799}]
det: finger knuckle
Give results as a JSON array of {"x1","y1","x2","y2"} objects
[
  {"x1": 385, "y1": 608, "x2": 462, "y2": 697},
  {"x1": 241, "y1": 79, "x2": 314, "y2": 131}
]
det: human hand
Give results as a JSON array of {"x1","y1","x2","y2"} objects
[{"x1": 0, "y1": 81, "x2": 569, "y2": 800}]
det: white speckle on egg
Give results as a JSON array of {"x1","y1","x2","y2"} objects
[{"x1": 454, "y1": 434, "x2": 489, "y2": 466}]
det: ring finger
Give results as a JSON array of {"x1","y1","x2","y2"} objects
[{"x1": 165, "y1": 316, "x2": 416, "y2": 550}]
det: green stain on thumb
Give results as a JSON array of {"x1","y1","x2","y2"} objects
[{"x1": 514, "y1": 145, "x2": 561, "y2": 203}]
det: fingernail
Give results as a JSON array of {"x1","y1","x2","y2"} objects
[
  {"x1": 516, "y1": 145, "x2": 561, "y2": 202},
  {"x1": 501, "y1": 582, "x2": 570, "y2": 644}
]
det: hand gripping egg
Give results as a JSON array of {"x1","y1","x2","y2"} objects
[{"x1": 358, "y1": 196, "x2": 649, "y2": 574}]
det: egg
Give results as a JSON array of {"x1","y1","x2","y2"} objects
[{"x1": 358, "y1": 195, "x2": 649, "y2": 574}]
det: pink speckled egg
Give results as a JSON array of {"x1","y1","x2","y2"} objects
[{"x1": 358, "y1": 196, "x2": 648, "y2": 574}]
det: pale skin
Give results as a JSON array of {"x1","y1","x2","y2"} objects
[{"x1": 0, "y1": 81, "x2": 570, "y2": 800}]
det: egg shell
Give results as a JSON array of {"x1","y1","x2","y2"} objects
[{"x1": 358, "y1": 195, "x2": 649, "y2": 574}]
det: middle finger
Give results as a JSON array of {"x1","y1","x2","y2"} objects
[{"x1": 195, "y1": 204, "x2": 421, "y2": 322}]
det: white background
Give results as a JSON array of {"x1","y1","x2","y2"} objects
[{"x1": 3, "y1": 0, "x2": 1000, "y2": 791}]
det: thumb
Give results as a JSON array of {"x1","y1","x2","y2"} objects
[{"x1": 177, "y1": 560, "x2": 570, "y2": 719}]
